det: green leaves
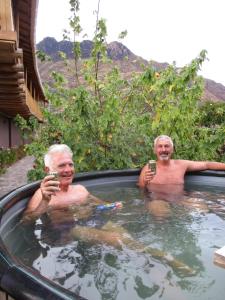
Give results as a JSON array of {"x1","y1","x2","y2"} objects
[{"x1": 36, "y1": 50, "x2": 52, "y2": 62}]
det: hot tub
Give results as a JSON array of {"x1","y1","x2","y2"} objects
[{"x1": 0, "y1": 169, "x2": 225, "y2": 300}]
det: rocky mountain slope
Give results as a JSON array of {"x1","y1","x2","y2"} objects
[{"x1": 37, "y1": 37, "x2": 225, "y2": 102}]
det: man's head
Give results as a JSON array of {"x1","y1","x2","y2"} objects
[
  {"x1": 44, "y1": 144, "x2": 74, "y2": 185},
  {"x1": 154, "y1": 135, "x2": 174, "y2": 161}
]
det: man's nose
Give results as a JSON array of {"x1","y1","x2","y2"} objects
[{"x1": 64, "y1": 164, "x2": 73, "y2": 171}]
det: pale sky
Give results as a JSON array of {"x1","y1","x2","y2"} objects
[{"x1": 36, "y1": 0, "x2": 225, "y2": 86}]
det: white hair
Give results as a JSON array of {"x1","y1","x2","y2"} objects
[
  {"x1": 44, "y1": 144, "x2": 73, "y2": 167},
  {"x1": 154, "y1": 135, "x2": 174, "y2": 148}
]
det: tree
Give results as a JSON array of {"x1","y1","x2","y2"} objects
[{"x1": 16, "y1": 2, "x2": 224, "y2": 181}]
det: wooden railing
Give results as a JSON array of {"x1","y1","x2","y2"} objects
[{"x1": 25, "y1": 85, "x2": 43, "y2": 121}]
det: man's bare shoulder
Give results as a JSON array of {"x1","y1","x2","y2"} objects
[
  {"x1": 171, "y1": 159, "x2": 191, "y2": 165},
  {"x1": 172, "y1": 159, "x2": 190, "y2": 165},
  {"x1": 173, "y1": 159, "x2": 208, "y2": 172},
  {"x1": 172, "y1": 159, "x2": 192, "y2": 170},
  {"x1": 71, "y1": 184, "x2": 89, "y2": 193}
]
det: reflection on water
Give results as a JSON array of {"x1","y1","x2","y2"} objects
[{"x1": 4, "y1": 184, "x2": 225, "y2": 300}]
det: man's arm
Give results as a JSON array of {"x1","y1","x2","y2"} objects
[
  {"x1": 138, "y1": 165, "x2": 148, "y2": 188},
  {"x1": 22, "y1": 189, "x2": 49, "y2": 222},
  {"x1": 23, "y1": 174, "x2": 60, "y2": 222},
  {"x1": 86, "y1": 193, "x2": 106, "y2": 205},
  {"x1": 186, "y1": 160, "x2": 225, "y2": 172}
]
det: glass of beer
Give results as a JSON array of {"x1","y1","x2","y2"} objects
[
  {"x1": 49, "y1": 171, "x2": 59, "y2": 180},
  {"x1": 148, "y1": 160, "x2": 156, "y2": 174}
]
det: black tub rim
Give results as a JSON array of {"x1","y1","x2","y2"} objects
[{"x1": 0, "y1": 168, "x2": 225, "y2": 299}]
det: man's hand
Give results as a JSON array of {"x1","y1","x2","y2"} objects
[
  {"x1": 138, "y1": 164, "x2": 156, "y2": 188},
  {"x1": 40, "y1": 174, "x2": 60, "y2": 202},
  {"x1": 144, "y1": 169, "x2": 155, "y2": 185}
]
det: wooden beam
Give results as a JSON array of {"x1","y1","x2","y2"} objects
[
  {"x1": 0, "y1": 83, "x2": 24, "y2": 89},
  {"x1": 0, "y1": 77, "x2": 24, "y2": 84},
  {"x1": 0, "y1": 87, "x2": 24, "y2": 92},
  {"x1": 0, "y1": 93, "x2": 25, "y2": 99},
  {"x1": 0, "y1": 0, "x2": 15, "y2": 31},
  {"x1": 0, "y1": 48, "x2": 23, "y2": 59},
  {"x1": 0, "y1": 63, "x2": 24, "y2": 72},
  {"x1": 0, "y1": 31, "x2": 17, "y2": 42},
  {"x1": 0, "y1": 100, "x2": 23, "y2": 105},
  {"x1": 0, "y1": 71, "x2": 24, "y2": 79}
]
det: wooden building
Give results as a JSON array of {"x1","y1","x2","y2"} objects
[{"x1": 0, "y1": 0, "x2": 46, "y2": 148}]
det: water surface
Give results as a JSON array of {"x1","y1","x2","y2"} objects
[{"x1": 4, "y1": 183, "x2": 225, "y2": 300}]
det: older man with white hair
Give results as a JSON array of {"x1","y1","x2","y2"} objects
[
  {"x1": 138, "y1": 135, "x2": 225, "y2": 188},
  {"x1": 24, "y1": 144, "x2": 102, "y2": 217}
]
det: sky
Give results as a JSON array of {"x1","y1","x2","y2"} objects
[{"x1": 36, "y1": 0, "x2": 225, "y2": 86}]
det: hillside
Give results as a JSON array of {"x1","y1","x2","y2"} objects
[{"x1": 37, "y1": 37, "x2": 225, "y2": 102}]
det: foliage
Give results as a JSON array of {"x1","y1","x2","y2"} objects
[
  {"x1": 139, "y1": 51, "x2": 207, "y2": 159},
  {"x1": 36, "y1": 50, "x2": 52, "y2": 62},
  {"x1": 198, "y1": 102, "x2": 225, "y2": 126},
  {"x1": 16, "y1": 1, "x2": 225, "y2": 181},
  {"x1": 0, "y1": 145, "x2": 25, "y2": 175},
  {"x1": 195, "y1": 102, "x2": 225, "y2": 161},
  {"x1": 62, "y1": 0, "x2": 82, "y2": 84}
]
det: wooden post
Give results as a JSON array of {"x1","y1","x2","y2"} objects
[{"x1": 0, "y1": 288, "x2": 15, "y2": 300}]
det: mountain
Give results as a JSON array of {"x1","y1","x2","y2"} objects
[{"x1": 37, "y1": 37, "x2": 225, "y2": 102}]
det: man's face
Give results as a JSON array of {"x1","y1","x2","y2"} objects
[
  {"x1": 154, "y1": 139, "x2": 173, "y2": 161},
  {"x1": 49, "y1": 152, "x2": 75, "y2": 185}
]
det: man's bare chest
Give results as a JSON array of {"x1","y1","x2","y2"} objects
[
  {"x1": 50, "y1": 190, "x2": 88, "y2": 207},
  {"x1": 153, "y1": 165, "x2": 186, "y2": 184}
]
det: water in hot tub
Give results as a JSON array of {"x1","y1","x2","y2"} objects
[{"x1": 4, "y1": 184, "x2": 225, "y2": 300}]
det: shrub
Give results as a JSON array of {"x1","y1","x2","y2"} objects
[{"x1": 0, "y1": 145, "x2": 25, "y2": 175}]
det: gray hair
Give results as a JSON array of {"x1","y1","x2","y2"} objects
[
  {"x1": 154, "y1": 135, "x2": 174, "y2": 148},
  {"x1": 44, "y1": 144, "x2": 73, "y2": 167}
]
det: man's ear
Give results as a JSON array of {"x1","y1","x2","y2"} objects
[{"x1": 45, "y1": 166, "x2": 50, "y2": 174}]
